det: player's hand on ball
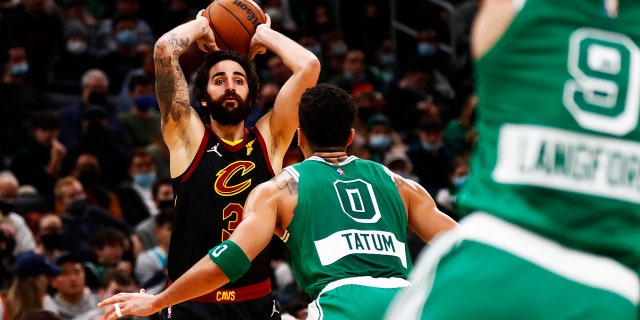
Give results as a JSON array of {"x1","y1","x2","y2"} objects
[
  {"x1": 195, "y1": 9, "x2": 218, "y2": 53},
  {"x1": 248, "y1": 13, "x2": 271, "y2": 60}
]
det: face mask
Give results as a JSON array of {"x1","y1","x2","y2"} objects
[
  {"x1": 0, "y1": 201, "x2": 15, "y2": 215},
  {"x1": 379, "y1": 54, "x2": 396, "y2": 68},
  {"x1": 158, "y1": 199, "x2": 174, "y2": 209},
  {"x1": 116, "y1": 30, "x2": 138, "y2": 47},
  {"x1": 417, "y1": 43, "x2": 437, "y2": 57},
  {"x1": 331, "y1": 42, "x2": 348, "y2": 56},
  {"x1": 78, "y1": 166, "x2": 100, "y2": 187},
  {"x1": 10, "y1": 62, "x2": 29, "y2": 76},
  {"x1": 369, "y1": 134, "x2": 391, "y2": 150},
  {"x1": 344, "y1": 71, "x2": 366, "y2": 83},
  {"x1": 88, "y1": 92, "x2": 107, "y2": 106},
  {"x1": 66, "y1": 199, "x2": 87, "y2": 217},
  {"x1": 453, "y1": 175, "x2": 468, "y2": 189},
  {"x1": 133, "y1": 95, "x2": 158, "y2": 112},
  {"x1": 421, "y1": 140, "x2": 442, "y2": 151},
  {"x1": 87, "y1": 123, "x2": 107, "y2": 139},
  {"x1": 67, "y1": 40, "x2": 88, "y2": 55},
  {"x1": 134, "y1": 172, "x2": 156, "y2": 188},
  {"x1": 40, "y1": 233, "x2": 63, "y2": 251}
]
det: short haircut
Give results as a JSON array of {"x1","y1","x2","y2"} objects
[
  {"x1": 154, "y1": 207, "x2": 174, "y2": 228},
  {"x1": 53, "y1": 176, "x2": 80, "y2": 199},
  {"x1": 193, "y1": 50, "x2": 260, "y2": 106},
  {"x1": 32, "y1": 111, "x2": 60, "y2": 130},
  {"x1": 102, "y1": 269, "x2": 138, "y2": 288},
  {"x1": 91, "y1": 227, "x2": 127, "y2": 249},
  {"x1": 152, "y1": 177, "x2": 172, "y2": 199},
  {"x1": 299, "y1": 84, "x2": 356, "y2": 149},
  {"x1": 81, "y1": 68, "x2": 109, "y2": 87}
]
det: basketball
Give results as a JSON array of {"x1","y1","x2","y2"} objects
[{"x1": 203, "y1": 0, "x2": 267, "y2": 56}]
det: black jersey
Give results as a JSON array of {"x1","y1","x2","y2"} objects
[{"x1": 169, "y1": 126, "x2": 275, "y2": 293}]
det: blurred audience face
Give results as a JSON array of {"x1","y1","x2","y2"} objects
[
  {"x1": 59, "y1": 180, "x2": 87, "y2": 208},
  {"x1": 4, "y1": 47, "x2": 29, "y2": 80},
  {"x1": 343, "y1": 50, "x2": 366, "y2": 79},
  {"x1": 52, "y1": 260, "x2": 86, "y2": 297},
  {"x1": 82, "y1": 72, "x2": 109, "y2": 106},
  {"x1": 72, "y1": 153, "x2": 102, "y2": 188},
  {"x1": 266, "y1": 56, "x2": 292, "y2": 86},
  {"x1": 38, "y1": 213, "x2": 64, "y2": 251},
  {"x1": 130, "y1": 153, "x2": 156, "y2": 188}
]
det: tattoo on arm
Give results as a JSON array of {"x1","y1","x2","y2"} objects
[
  {"x1": 155, "y1": 32, "x2": 192, "y2": 124},
  {"x1": 275, "y1": 171, "x2": 298, "y2": 195}
]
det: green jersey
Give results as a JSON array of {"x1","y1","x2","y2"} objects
[
  {"x1": 458, "y1": 0, "x2": 640, "y2": 273},
  {"x1": 282, "y1": 156, "x2": 411, "y2": 299}
]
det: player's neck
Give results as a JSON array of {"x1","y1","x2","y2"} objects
[
  {"x1": 312, "y1": 149, "x2": 349, "y2": 164},
  {"x1": 209, "y1": 121, "x2": 244, "y2": 142}
]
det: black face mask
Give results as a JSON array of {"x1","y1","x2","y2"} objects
[
  {"x1": 86, "y1": 123, "x2": 107, "y2": 139},
  {"x1": 158, "y1": 199, "x2": 174, "y2": 209},
  {"x1": 88, "y1": 92, "x2": 107, "y2": 106},
  {"x1": 0, "y1": 201, "x2": 15, "y2": 215},
  {"x1": 40, "y1": 233, "x2": 63, "y2": 251},
  {"x1": 78, "y1": 166, "x2": 100, "y2": 187},
  {"x1": 0, "y1": 231, "x2": 16, "y2": 260},
  {"x1": 66, "y1": 199, "x2": 88, "y2": 217}
]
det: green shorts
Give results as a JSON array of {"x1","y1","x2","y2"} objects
[
  {"x1": 308, "y1": 276, "x2": 410, "y2": 320},
  {"x1": 385, "y1": 213, "x2": 640, "y2": 320}
]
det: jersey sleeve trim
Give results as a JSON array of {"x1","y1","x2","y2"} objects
[{"x1": 251, "y1": 127, "x2": 275, "y2": 177}]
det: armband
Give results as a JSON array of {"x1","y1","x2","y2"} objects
[{"x1": 208, "y1": 240, "x2": 251, "y2": 283}]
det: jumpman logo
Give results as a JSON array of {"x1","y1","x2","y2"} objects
[
  {"x1": 271, "y1": 300, "x2": 280, "y2": 317},
  {"x1": 207, "y1": 143, "x2": 222, "y2": 157}
]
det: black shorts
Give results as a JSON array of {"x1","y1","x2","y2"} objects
[{"x1": 160, "y1": 292, "x2": 282, "y2": 320}]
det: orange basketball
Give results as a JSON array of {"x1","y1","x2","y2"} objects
[{"x1": 203, "y1": 0, "x2": 266, "y2": 56}]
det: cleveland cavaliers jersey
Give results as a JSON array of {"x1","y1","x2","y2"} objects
[
  {"x1": 282, "y1": 156, "x2": 410, "y2": 299},
  {"x1": 458, "y1": 0, "x2": 640, "y2": 273},
  {"x1": 169, "y1": 127, "x2": 274, "y2": 289}
]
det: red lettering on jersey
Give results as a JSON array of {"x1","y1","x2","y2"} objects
[{"x1": 214, "y1": 161, "x2": 256, "y2": 196}]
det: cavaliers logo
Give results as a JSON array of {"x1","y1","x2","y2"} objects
[{"x1": 215, "y1": 161, "x2": 256, "y2": 196}]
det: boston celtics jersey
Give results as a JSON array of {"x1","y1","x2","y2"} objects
[
  {"x1": 458, "y1": 0, "x2": 640, "y2": 273},
  {"x1": 282, "y1": 156, "x2": 411, "y2": 299}
]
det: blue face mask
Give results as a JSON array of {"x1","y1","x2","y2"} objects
[
  {"x1": 116, "y1": 30, "x2": 138, "y2": 47},
  {"x1": 421, "y1": 140, "x2": 442, "y2": 151},
  {"x1": 379, "y1": 54, "x2": 396, "y2": 68},
  {"x1": 133, "y1": 95, "x2": 157, "y2": 112},
  {"x1": 134, "y1": 172, "x2": 156, "y2": 188},
  {"x1": 370, "y1": 134, "x2": 391, "y2": 150},
  {"x1": 453, "y1": 175, "x2": 468, "y2": 188},
  {"x1": 417, "y1": 43, "x2": 437, "y2": 57},
  {"x1": 10, "y1": 62, "x2": 29, "y2": 76}
]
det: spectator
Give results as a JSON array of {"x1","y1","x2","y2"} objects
[
  {"x1": 62, "y1": 105, "x2": 131, "y2": 189},
  {"x1": 444, "y1": 92, "x2": 477, "y2": 157},
  {"x1": 51, "y1": 252, "x2": 99, "y2": 320},
  {"x1": 116, "y1": 74, "x2": 161, "y2": 148},
  {"x1": 134, "y1": 208, "x2": 172, "y2": 295},
  {"x1": 0, "y1": 171, "x2": 37, "y2": 257},
  {"x1": 435, "y1": 156, "x2": 469, "y2": 221},
  {"x1": 0, "y1": 252, "x2": 61, "y2": 320},
  {"x1": 0, "y1": 44, "x2": 51, "y2": 156},
  {"x1": 364, "y1": 114, "x2": 405, "y2": 164},
  {"x1": 10, "y1": 111, "x2": 67, "y2": 197},
  {"x1": 133, "y1": 178, "x2": 173, "y2": 252},
  {"x1": 84, "y1": 228, "x2": 132, "y2": 291},
  {"x1": 54, "y1": 176, "x2": 131, "y2": 261},
  {"x1": 47, "y1": 20, "x2": 99, "y2": 94},
  {"x1": 328, "y1": 49, "x2": 383, "y2": 95},
  {"x1": 406, "y1": 115, "x2": 455, "y2": 195},
  {"x1": 84, "y1": 270, "x2": 143, "y2": 320},
  {"x1": 34, "y1": 213, "x2": 64, "y2": 262},
  {"x1": 69, "y1": 152, "x2": 123, "y2": 219},
  {"x1": 58, "y1": 68, "x2": 129, "y2": 150},
  {"x1": 94, "y1": 0, "x2": 155, "y2": 58},
  {"x1": 115, "y1": 149, "x2": 157, "y2": 227},
  {"x1": 145, "y1": 135, "x2": 170, "y2": 181},
  {"x1": 97, "y1": 14, "x2": 147, "y2": 95},
  {"x1": 0, "y1": 0, "x2": 64, "y2": 89}
]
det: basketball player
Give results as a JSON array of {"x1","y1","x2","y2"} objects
[
  {"x1": 98, "y1": 84, "x2": 458, "y2": 320},
  {"x1": 384, "y1": 0, "x2": 640, "y2": 319},
  {"x1": 148, "y1": 8, "x2": 319, "y2": 320}
]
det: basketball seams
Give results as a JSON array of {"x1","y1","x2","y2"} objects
[
  {"x1": 242, "y1": 0, "x2": 266, "y2": 23},
  {"x1": 216, "y1": 1, "x2": 253, "y2": 38},
  {"x1": 208, "y1": 4, "x2": 232, "y2": 51}
]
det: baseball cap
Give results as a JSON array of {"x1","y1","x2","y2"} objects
[
  {"x1": 366, "y1": 114, "x2": 392, "y2": 129},
  {"x1": 14, "y1": 252, "x2": 62, "y2": 277}
]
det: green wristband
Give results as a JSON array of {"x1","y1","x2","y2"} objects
[{"x1": 208, "y1": 240, "x2": 251, "y2": 283}]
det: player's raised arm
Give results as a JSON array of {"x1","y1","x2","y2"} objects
[
  {"x1": 153, "y1": 11, "x2": 217, "y2": 177},
  {"x1": 251, "y1": 19, "x2": 321, "y2": 173}
]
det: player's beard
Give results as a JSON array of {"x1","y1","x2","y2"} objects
[{"x1": 205, "y1": 91, "x2": 252, "y2": 125}]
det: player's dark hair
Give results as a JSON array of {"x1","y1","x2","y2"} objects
[
  {"x1": 299, "y1": 84, "x2": 356, "y2": 149},
  {"x1": 193, "y1": 50, "x2": 260, "y2": 106}
]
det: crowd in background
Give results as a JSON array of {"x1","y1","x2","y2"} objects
[{"x1": 0, "y1": 0, "x2": 477, "y2": 319}]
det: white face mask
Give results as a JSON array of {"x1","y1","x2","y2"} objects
[{"x1": 67, "y1": 40, "x2": 88, "y2": 55}]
